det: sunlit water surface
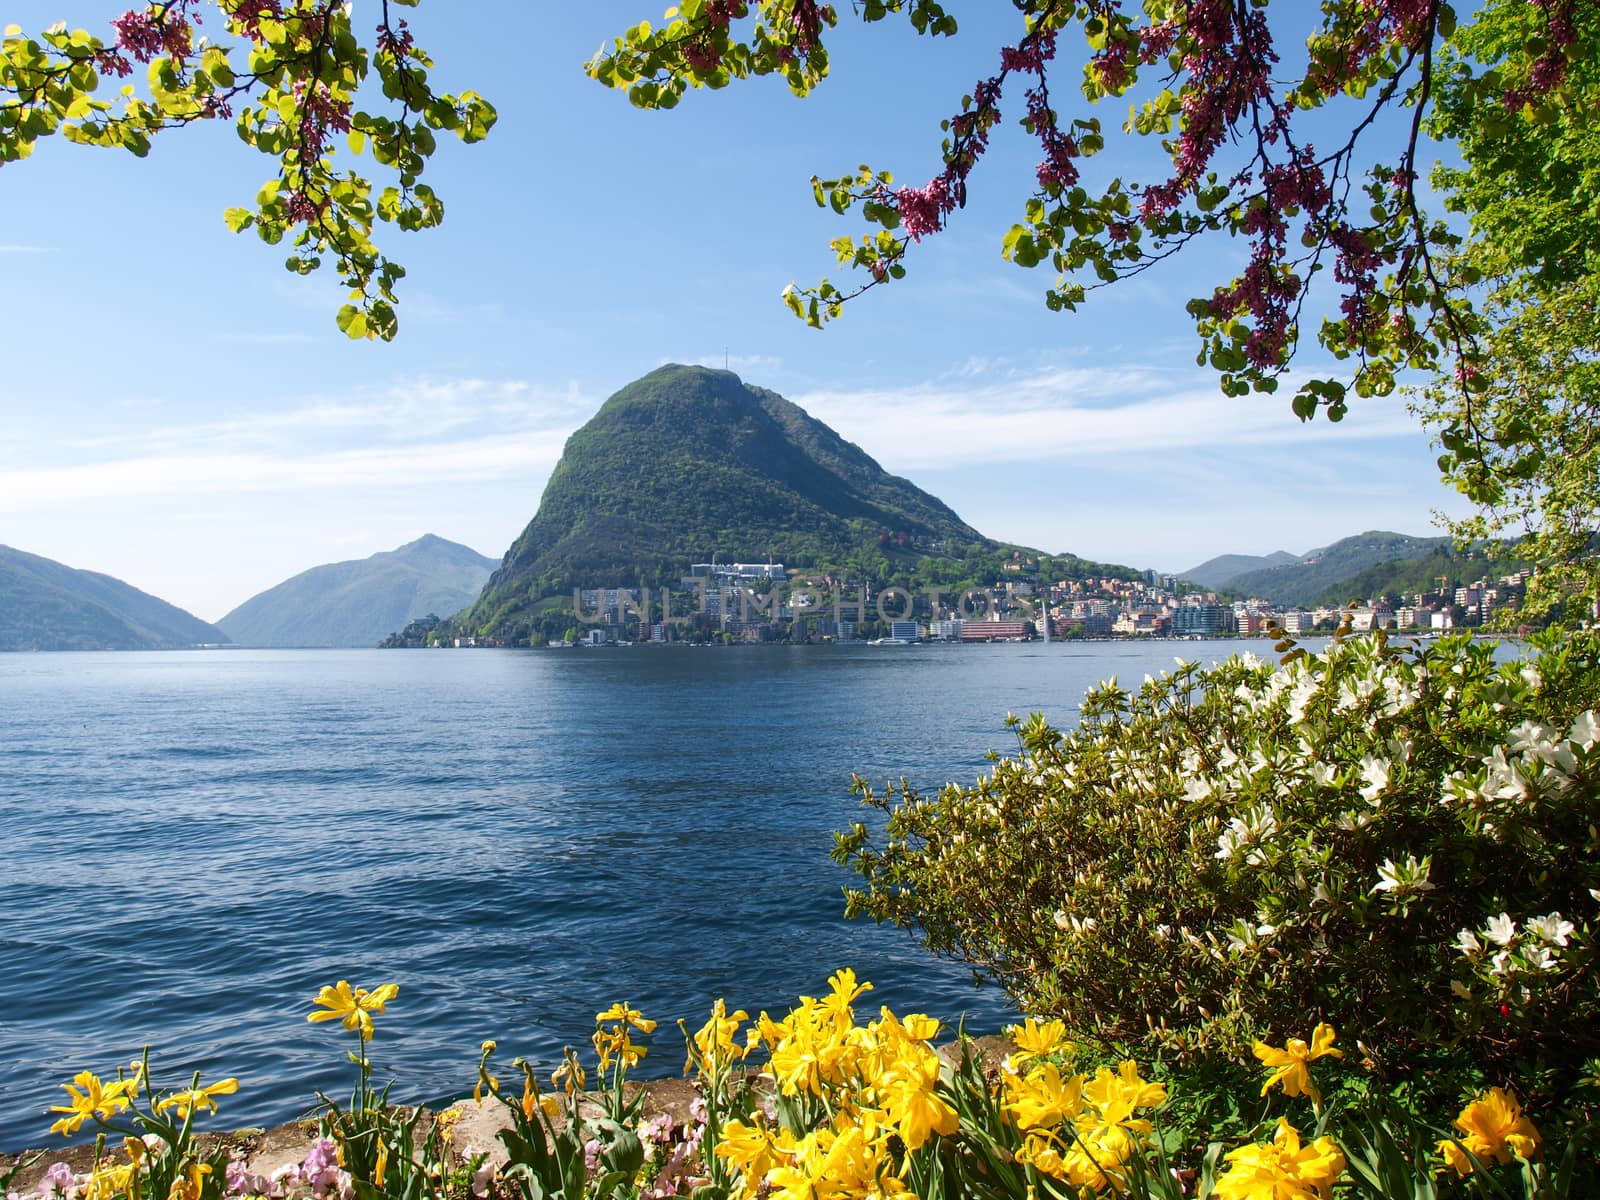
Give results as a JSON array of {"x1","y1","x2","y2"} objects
[{"x1": 2, "y1": 640, "x2": 1290, "y2": 1150}]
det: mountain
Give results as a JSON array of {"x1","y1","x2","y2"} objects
[
  {"x1": 1222, "y1": 531, "x2": 1452, "y2": 606},
  {"x1": 0, "y1": 544, "x2": 227, "y2": 651},
  {"x1": 1179, "y1": 550, "x2": 1299, "y2": 590},
  {"x1": 460, "y1": 364, "x2": 1114, "y2": 639},
  {"x1": 218, "y1": 535, "x2": 498, "y2": 647}
]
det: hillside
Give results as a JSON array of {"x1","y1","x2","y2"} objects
[
  {"x1": 218, "y1": 535, "x2": 498, "y2": 647},
  {"x1": 0, "y1": 545, "x2": 227, "y2": 651},
  {"x1": 1223, "y1": 531, "x2": 1451, "y2": 606},
  {"x1": 1179, "y1": 550, "x2": 1299, "y2": 590},
  {"x1": 1313, "y1": 547, "x2": 1528, "y2": 606},
  {"x1": 458, "y1": 365, "x2": 1134, "y2": 640}
]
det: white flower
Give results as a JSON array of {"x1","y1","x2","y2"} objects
[
  {"x1": 1569, "y1": 709, "x2": 1599, "y2": 749},
  {"x1": 1455, "y1": 929, "x2": 1482, "y2": 956},
  {"x1": 1053, "y1": 909, "x2": 1070, "y2": 930},
  {"x1": 1183, "y1": 775, "x2": 1214, "y2": 803},
  {"x1": 1358, "y1": 756, "x2": 1391, "y2": 804},
  {"x1": 1525, "y1": 913, "x2": 1575, "y2": 947},
  {"x1": 1485, "y1": 913, "x2": 1518, "y2": 947},
  {"x1": 1490, "y1": 950, "x2": 1513, "y2": 977},
  {"x1": 1372, "y1": 855, "x2": 1436, "y2": 896},
  {"x1": 1287, "y1": 677, "x2": 1319, "y2": 724},
  {"x1": 1520, "y1": 664, "x2": 1542, "y2": 690},
  {"x1": 1523, "y1": 944, "x2": 1559, "y2": 973},
  {"x1": 1310, "y1": 762, "x2": 1337, "y2": 787}
]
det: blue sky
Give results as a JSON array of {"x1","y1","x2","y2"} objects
[{"x1": 1, "y1": 2, "x2": 1472, "y2": 621}]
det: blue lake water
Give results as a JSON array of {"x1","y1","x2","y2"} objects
[{"x1": 1, "y1": 640, "x2": 1278, "y2": 1151}]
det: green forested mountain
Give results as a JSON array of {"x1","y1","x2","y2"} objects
[
  {"x1": 459, "y1": 365, "x2": 1133, "y2": 639},
  {"x1": 1222, "y1": 531, "x2": 1451, "y2": 606},
  {"x1": 218, "y1": 535, "x2": 497, "y2": 647},
  {"x1": 0, "y1": 544, "x2": 227, "y2": 651},
  {"x1": 1313, "y1": 547, "x2": 1528, "y2": 607}
]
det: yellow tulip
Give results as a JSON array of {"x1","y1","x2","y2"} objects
[
  {"x1": 1437, "y1": 1087, "x2": 1541, "y2": 1176},
  {"x1": 307, "y1": 980, "x2": 400, "y2": 1039},
  {"x1": 1252, "y1": 1022, "x2": 1341, "y2": 1103}
]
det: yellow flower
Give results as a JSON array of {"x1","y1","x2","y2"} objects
[
  {"x1": 688, "y1": 998, "x2": 750, "y2": 1075},
  {"x1": 552, "y1": 1058, "x2": 586, "y2": 1095},
  {"x1": 1253, "y1": 1023, "x2": 1341, "y2": 1103},
  {"x1": 307, "y1": 981, "x2": 400, "y2": 1038},
  {"x1": 1437, "y1": 1087, "x2": 1541, "y2": 1176},
  {"x1": 156, "y1": 1076, "x2": 239, "y2": 1120},
  {"x1": 594, "y1": 1002, "x2": 657, "y2": 1034},
  {"x1": 1214, "y1": 1118, "x2": 1345, "y2": 1200},
  {"x1": 878, "y1": 1047, "x2": 959, "y2": 1151},
  {"x1": 48, "y1": 1071, "x2": 138, "y2": 1136},
  {"x1": 1082, "y1": 1060, "x2": 1168, "y2": 1122},
  {"x1": 715, "y1": 1118, "x2": 782, "y2": 1199},
  {"x1": 1010, "y1": 1017, "x2": 1070, "y2": 1064},
  {"x1": 165, "y1": 1162, "x2": 211, "y2": 1200},
  {"x1": 82, "y1": 1162, "x2": 135, "y2": 1200},
  {"x1": 1002, "y1": 1061, "x2": 1084, "y2": 1132}
]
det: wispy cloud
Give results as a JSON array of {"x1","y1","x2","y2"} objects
[
  {"x1": 0, "y1": 244, "x2": 52, "y2": 254},
  {"x1": 681, "y1": 352, "x2": 784, "y2": 374},
  {"x1": 794, "y1": 362, "x2": 1421, "y2": 471},
  {"x1": 59, "y1": 377, "x2": 596, "y2": 457},
  {"x1": 0, "y1": 435, "x2": 567, "y2": 513},
  {"x1": 3, "y1": 375, "x2": 595, "y2": 511}
]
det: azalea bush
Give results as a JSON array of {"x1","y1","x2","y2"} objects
[
  {"x1": 833, "y1": 631, "x2": 1600, "y2": 1102},
  {"x1": 17, "y1": 972, "x2": 1599, "y2": 1200}
]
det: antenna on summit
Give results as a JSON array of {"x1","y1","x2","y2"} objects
[{"x1": 724, "y1": 346, "x2": 729, "y2": 370}]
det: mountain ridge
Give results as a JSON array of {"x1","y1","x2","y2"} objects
[
  {"x1": 219, "y1": 535, "x2": 498, "y2": 647},
  {"x1": 0, "y1": 544, "x2": 228, "y2": 651}
]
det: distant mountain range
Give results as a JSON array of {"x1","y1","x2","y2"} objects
[
  {"x1": 1179, "y1": 550, "x2": 1301, "y2": 591},
  {"x1": 218, "y1": 535, "x2": 498, "y2": 647},
  {"x1": 1180, "y1": 531, "x2": 1454, "y2": 606},
  {"x1": 0, "y1": 544, "x2": 227, "y2": 651}
]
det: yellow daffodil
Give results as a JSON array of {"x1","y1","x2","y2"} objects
[
  {"x1": 1002, "y1": 1061, "x2": 1085, "y2": 1131},
  {"x1": 552, "y1": 1058, "x2": 585, "y2": 1095},
  {"x1": 82, "y1": 1162, "x2": 135, "y2": 1200},
  {"x1": 155, "y1": 1077, "x2": 239, "y2": 1120},
  {"x1": 164, "y1": 1162, "x2": 211, "y2": 1200},
  {"x1": 878, "y1": 1047, "x2": 959, "y2": 1150},
  {"x1": 48, "y1": 1070, "x2": 138, "y2": 1136},
  {"x1": 594, "y1": 1002, "x2": 657, "y2": 1034},
  {"x1": 1437, "y1": 1087, "x2": 1542, "y2": 1176},
  {"x1": 715, "y1": 1118, "x2": 782, "y2": 1199},
  {"x1": 307, "y1": 980, "x2": 399, "y2": 1038},
  {"x1": 1082, "y1": 1060, "x2": 1168, "y2": 1120},
  {"x1": 688, "y1": 998, "x2": 749, "y2": 1075},
  {"x1": 1252, "y1": 1023, "x2": 1341, "y2": 1103},
  {"x1": 1214, "y1": 1117, "x2": 1345, "y2": 1200},
  {"x1": 1011, "y1": 1016, "x2": 1071, "y2": 1064}
]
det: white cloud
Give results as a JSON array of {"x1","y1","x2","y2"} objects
[
  {"x1": 793, "y1": 362, "x2": 1421, "y2": 470},
  {"x1": 0, "y1": 435, "x2": 568, "y2": 513},
  {"x1": 0, "y1": 375, "x2": 597, "y2": 512}
]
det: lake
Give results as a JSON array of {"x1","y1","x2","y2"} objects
[{"x1": 0, "y1": 639, "x2": 1280, "y2": 1151}]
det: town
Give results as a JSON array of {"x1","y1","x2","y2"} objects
[{"x1": 528, "y1": 558, "x2": 1537, "y2": 646}]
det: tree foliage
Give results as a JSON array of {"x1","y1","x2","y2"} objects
[
  {"x1": 592, "y1": 1, "x2": 1584, "y2": 426},
  {"x1": 833, "y1": 631, "x2": 1600, "y2": 1100},
  {"x1": 1, "y1": 0, "x2": 495, "y2": 340},
  {"x1": 1413, "y1": 2, "x2": 1600, "y2": 621}
]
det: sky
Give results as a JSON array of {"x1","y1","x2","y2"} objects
[{"x1": 1, "y1": 2, "x2": 1475, "y2": 622}]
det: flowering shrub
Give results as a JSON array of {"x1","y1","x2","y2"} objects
[
  {"x1": 18, "y1": 972, "x2": 1597, "y2": 1200},
  {"x1": 832, "y1": 631, "x2": 1600, "y2": 1093}
]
